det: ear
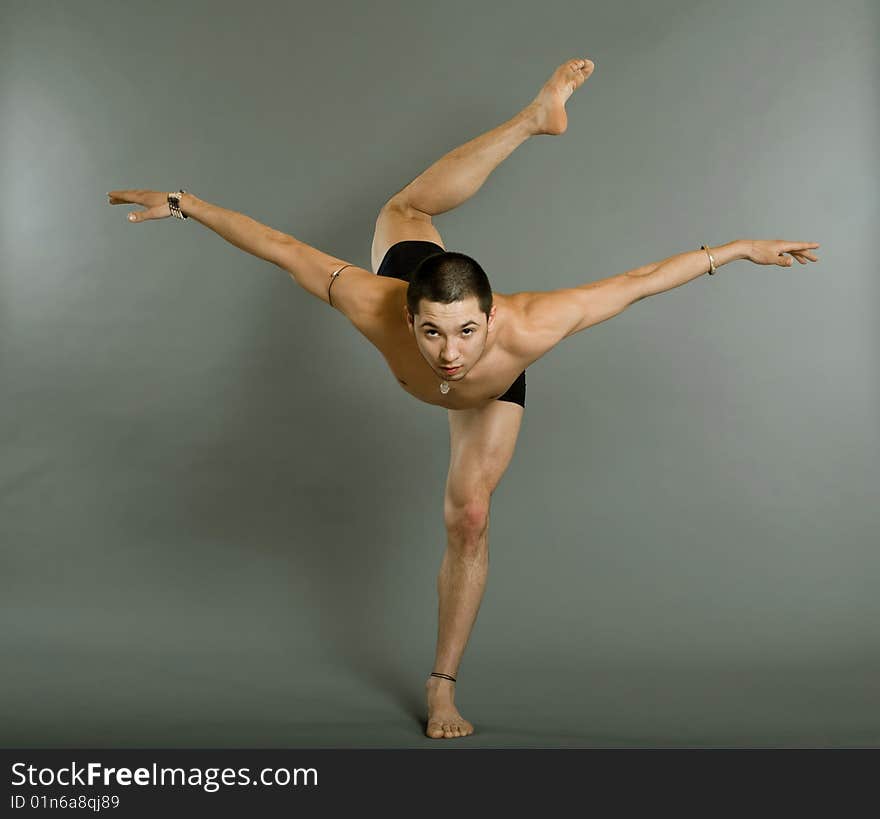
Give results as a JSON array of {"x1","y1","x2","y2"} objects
[
  {"x1": 487, "y1": 303, "x2": 497, "y2": 330},
  {"x1": 405, "y1": 307, "x2": 415, "y2": 333}
]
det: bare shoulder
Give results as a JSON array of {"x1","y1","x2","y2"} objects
[
  {"x1": 331, "y1": 268, "x2": 407, "y2": 344},
  {"x1": 495, "y1": 289, "x2": 584, "y2": 365},
  {"x1": 498, "y1": 277, "x2": 636, "y2": 364}
]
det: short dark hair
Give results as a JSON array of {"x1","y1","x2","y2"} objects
[{"x1": 406, "y1": 251, "x2": 493, "y2": 320}]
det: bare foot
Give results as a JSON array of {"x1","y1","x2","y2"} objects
[
  {"x1": 425, "y1": 676, "x2": 474, "y2": 739},
  {"x1": 529, "y1": 57, "x2": 595, "y2": 136}
]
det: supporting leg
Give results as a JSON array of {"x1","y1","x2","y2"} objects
[
  {"x1": 433, "y1": 497, "x2": 491, "y2": 687},
  {"x1": 425, "y1": 400, "x2": 524, "y2": 739}
]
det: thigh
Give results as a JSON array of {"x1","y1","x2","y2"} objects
[
  {"x1": 444, "y1": 400, "x2": 525, "y2": 516},
  {"x1": 371, "y1": 199, "x2": 446, "y2": 274}
]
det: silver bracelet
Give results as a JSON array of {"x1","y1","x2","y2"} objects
[
  {"x1": 701, "y1": 244, "x2": 717, "y2": 275},
  {"x1": 328, "y1": 264, "x2": 354, "y2": 307},
  {"x1": 168, "y1": 189, "x2": 188, "y2": 220}
]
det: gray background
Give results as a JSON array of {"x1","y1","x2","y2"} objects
[{"x1": 2, "y1": 0, "x2": 877, "y2": 748}]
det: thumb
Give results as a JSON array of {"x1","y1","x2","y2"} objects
[{"x1": 780, "y1": 255, "x2": 792, "y2": 266}]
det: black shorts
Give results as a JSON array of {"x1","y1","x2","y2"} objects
[{"x1": 377, "y1": 240, "x2": 526, "y2": 408}]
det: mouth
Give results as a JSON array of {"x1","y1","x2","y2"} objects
[{"x1": 440, "y1": 365, "x2": 461, "y2": 375}]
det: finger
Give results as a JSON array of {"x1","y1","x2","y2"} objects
[
  {"x1": 127, "y1": 204, "x2": 167, "y2": 223},
  {"x1": 126, "y1": 206, "x2": 163, "y2": 222},
  {"x1": 108, "y1": 189, "x2": 142, "y2": 205}
]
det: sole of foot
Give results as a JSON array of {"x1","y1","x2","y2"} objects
[{"x1": 531, "y1": 56, "x2": 595, "y2": 136}]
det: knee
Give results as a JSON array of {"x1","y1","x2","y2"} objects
[
  {"x1": 380, "y1": 193, "x2": 430, "y2": 223},
  {"x1": 444, "y1": 496, "x2": 490, "y2": 552}
]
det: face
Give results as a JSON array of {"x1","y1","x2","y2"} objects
[{"x1": 407, "y1": 296, "x2": 496, "y2": 381}]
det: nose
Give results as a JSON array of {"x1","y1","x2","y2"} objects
[{"x1": 440, "y1": 347, "x2": 460, "y2": 363}]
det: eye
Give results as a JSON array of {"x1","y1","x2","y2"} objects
[{"x1": 425, "y1": 328, "x2": 475, "y2": 337}]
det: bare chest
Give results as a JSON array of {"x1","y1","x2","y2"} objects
[{"x1": 378, "y1": 329, "x2": 525, "y2": 410}]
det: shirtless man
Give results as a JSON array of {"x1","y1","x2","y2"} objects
[{"x1": 108, "y1": 57, "x2": 820, "y2": 740}]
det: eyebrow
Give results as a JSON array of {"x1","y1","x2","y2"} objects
[{"x1": 420, "y1": 320, "x2": 479, "y2": 329}]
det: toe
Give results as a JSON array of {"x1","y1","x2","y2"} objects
[{"x1": 426, "y1": 721, "x2": 444, "y2": 739}]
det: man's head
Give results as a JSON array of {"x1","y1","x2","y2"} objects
[{"x1": 405, "y1": 251, "x2": 496, "y2": 382}]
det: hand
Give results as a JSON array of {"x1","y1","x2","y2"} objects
[
  {"x1": 747, "y1": 239, "x2": 821, "y2": 267},
  {"x1": 107, "y1": 189, "x2": 176, "y2": 222}
]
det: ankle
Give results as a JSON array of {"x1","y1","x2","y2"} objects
[
  {"x1": 520, "y1": 102, "x2": 543, "y2": 135},
  {"x1": 425, "y1": 678, "x2": 456, "y2": 704},
  {"x1": 426, "y1": 673, "x2": 457, "y2": 691}
]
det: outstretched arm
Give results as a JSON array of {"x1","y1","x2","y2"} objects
[
  {"x1": 629, "y1": 238, "x2": 821, "y2": 302},
  {"x1": 107, "y1": 189, "x2": 388, "y2": 333},
  {"x1": 509, "y1": 238, "x2": 821, "y2": 360}
]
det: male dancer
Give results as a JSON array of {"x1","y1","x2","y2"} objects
[{"x1": 108, "y1": 57, "x2": 820, "y2": 739}]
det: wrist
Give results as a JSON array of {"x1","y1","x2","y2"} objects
[
  {"x1": 730, "y1": 239, "x2": 750, "y2": 262},
  {"x1": 710, "y1": 240, "x2": 748, "y2": 267},
  {"x1": 178, "y1": 192, "x2": 200, "y2": 219}
]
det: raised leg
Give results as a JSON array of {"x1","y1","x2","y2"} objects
[
  {"x1": 371, "y1": 57, "x2": 595, "y2": 273},
  {"x1": 394, "y1": 107, "x2": 538, "y2": 219},
  {"x1": 425, "y1": 399, "x2": 525, "y2": 739}
]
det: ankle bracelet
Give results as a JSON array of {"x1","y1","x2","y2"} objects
[{"x1": 430, "y1": 672, "x2": 456, "y2": 682}]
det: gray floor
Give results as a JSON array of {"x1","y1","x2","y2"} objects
[{"x1": 4, "y1": 650, "x2": 878, "y2": 748}]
